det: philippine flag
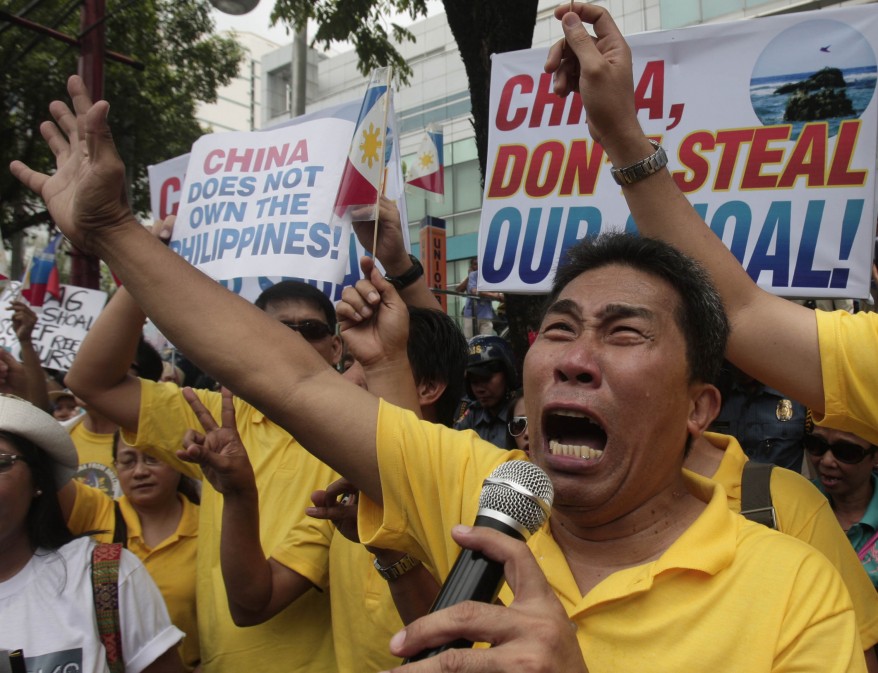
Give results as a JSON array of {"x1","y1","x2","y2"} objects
[
  {"x1": 333, "y1": 67, "x2": 393, "y2": 218},
  {"x1": 405, "y1": 123, "x2": 444, "y2": 201},
  {"x1": 22, "y1": 233, "x2": 63, "y2": 307}
]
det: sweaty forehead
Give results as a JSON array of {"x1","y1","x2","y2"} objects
[
  {"x1": 553, "y1": 265, "x2": 680, "y2": 320},
  {"x1": 263, "y1": 298, "x2": 327, "y2": 323}
]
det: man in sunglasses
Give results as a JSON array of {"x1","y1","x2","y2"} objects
[
  {"x1": 64, "y1": 279, "x2": 343, "y2": 673},
  {"x1": 805, "y1": 425, "x2": 878, "y2": 590}
]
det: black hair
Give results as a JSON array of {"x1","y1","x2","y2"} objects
[
  {"x1": 407, "y1": 308, "x2": 467, "y2": 427},
  {"x1": 548, "y1": 233, "x2": 729, "y2": 385},
  {"x1": 112, "y1": 431, "x2": 201, "y2": 505},
  {"x1": 134, "y1": 337, "x2": 164, "y2": 383},
  {"x1": 0, "y1": 431, "x2": 76, "y2": 551},
  {"x1": 254, "y1": 281, "x2": 337, "y2": 331}
]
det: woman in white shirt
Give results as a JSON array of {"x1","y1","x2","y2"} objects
[{"x1": 0, "y1": 394, "x2": 183, "y2": 673}]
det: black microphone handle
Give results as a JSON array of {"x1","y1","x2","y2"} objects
[{"x1": 403, "y1": 514, "x2": 526, "y2": 663}]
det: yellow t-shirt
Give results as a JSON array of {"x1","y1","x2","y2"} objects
[
  {"x1": 359, "y1": 401, "x2": 864, "y2": 673},
  {"x1": 272, "y1": 525, "x2": 407, "y2": 673},
  {"x1": 69, "y1": 419, "x2": 121, "y2": 498},
  {"x1": 698, "y1": 431, "x2": 878, "y2": 649},
  {"x1": 121, "y1": 380, "x2": 338, "y2": 673},
  {"x1": 816, "y1": 310, "x2": 878, "y2": 445},
  {"x1": 66, "y1": 481, "x2": 201, "y2": 671}
]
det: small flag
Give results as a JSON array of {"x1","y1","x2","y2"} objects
[
  {"x1": 333, "y1": 67, "x2": 394, "y2": 218},
  {"x1": 405, "y1": 123, "x2": 444, "y2": 201},
  {"x1": 21, "y1": 233, "x2": 63, "y2": 307}
]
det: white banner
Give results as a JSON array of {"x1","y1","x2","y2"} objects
[
  {"x1": 172, "y1": 117, "x2": 350, "y2": 284},
  {"x1": 148, "y1": 102, "x2": 410, "y2": 304},
  {"x1": 482, "y1": 6, "x2": 878, "y2": 297},
  {"x1": 0, "y1": 283, "x2": 108, "y2": 371}
]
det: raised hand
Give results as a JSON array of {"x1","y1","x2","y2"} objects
[
  {"x1": 335, "y1": 256, "x2": 410, "y2": 370},
  {"x1": 385, "y1": 526, "x2": 589, "y2": 673},
  {"x1": 9, "y1": 75, "x2": 135, "y2": 252},
  {"x1": 10, "y1": 301, "x2": 38, "y2": 343},
  {"x1": 543, "y1": 3, "x2": 642, "y2": 152},
  {"x1": 351, "y1": 196, "x2": 410, "y2": 274},
  {"x1": 178, "y1": 387, "x2": 256, "y2": 496}
]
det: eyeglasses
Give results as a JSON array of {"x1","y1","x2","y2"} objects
[
  {"x1": 115, "y1": 454, "x2": 163, "y2": 472},
  {"x1": 508, "y1": 416, "x2": 528, "y2": 437},
  {"x1": 281, "y1": 320, "x2": 334, "y2": 342},
  {"x1": 0, "y1": 453, "x2": 27, "y2": 473},
  {"x1": 803, "y1": 434, "x2": 876, "y2": 465}
]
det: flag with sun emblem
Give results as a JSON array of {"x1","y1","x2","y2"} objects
[
  {"x1": 405, "y1": 123, "x2": 444, "y2": 201},
  {"x1": 333, "y1": 67, "x2": 394, "y2": 218}
]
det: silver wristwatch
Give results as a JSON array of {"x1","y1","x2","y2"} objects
[
  {"x1": 372, "y1": 553, "x2": 422, "y2": 581},
  {"x1": 611, "y1": 139, "x2": 668, "y2": 186}
]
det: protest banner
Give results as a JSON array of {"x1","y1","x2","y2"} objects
[
  {"x1": 481, "y1": 5, "x2": 878, "y2": 298},
  {"x1": 150, "y1": 101, "x2": 410, "y2": 304},
  {"x1": 148, "y1": 153, "x2": 191, "y2": 221},
  {"x1": 0, "y1": 283, "x2": 108, "y2": 371}
]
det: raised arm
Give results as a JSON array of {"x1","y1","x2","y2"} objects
[
  {"x1": 545, "y1": 4, "x2": 823, "y2": 411},
  {"x1": 352, "y1": 196, "x2": 439, "y2": 310},
  {"x1": 10, "y1": 301, "x2": 50, "y2": 412},
  {"x1": 11, "y1": 75, "x2": 384, "y2": 501},
  {"x1": 179, "y1": 388, "x2": 316, "y2": 625},
  {"x1": 64, "y1": 285, "x2": 144, "y2": 431}
]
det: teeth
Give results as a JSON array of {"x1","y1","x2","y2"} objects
[
  {"x1": 554, "y1": 409, "x2": 589, "y2": 418},
  {"x1": 549, "y1": 439, "x2": 604, "y2": 459}
]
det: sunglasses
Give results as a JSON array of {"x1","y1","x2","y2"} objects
[
  {"x1": 508, "y1": 416, "x2": 528, "y2": 437},
  {"x1": 0, "y1": 453, "x2": 28, "y2": 473},
  {"x1": 281, "y1": 320, "x2": 334, "y2": 342},
  {"x1": 803, "y1": 434, "x2": 876, "y2": 465}
]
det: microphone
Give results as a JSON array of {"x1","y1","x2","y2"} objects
[{"x1": 404, "y1": 459, "x2": 554, "y2": 662}]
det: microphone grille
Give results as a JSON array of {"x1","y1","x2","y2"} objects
[{"x1": 478, "y1": 460, "x2": 554, "y2": 535}]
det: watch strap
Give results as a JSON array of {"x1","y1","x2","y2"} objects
[
  {"x1": 373, "y1": 553, "x2": 422, "y2": 581},
  {"x1": 611, "y1": 139, "x2": 668, "y2": 186},
  {"x1": 384, "y1": 254, "x2": 424, "y2": 290}
]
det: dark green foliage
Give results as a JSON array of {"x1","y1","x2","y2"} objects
[{"x1": 1, "y1": 0, "x2": 244, "y2": 238}]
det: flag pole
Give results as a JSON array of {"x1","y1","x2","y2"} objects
[{"x1": 372, "y1": 68, "x2": 393, "y2": 257}]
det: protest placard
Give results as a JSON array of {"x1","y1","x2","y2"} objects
[
  {"x1": 0, "y1": 283, "x2": 108, "y2": 371},
  {"x1": 481, "y1": 5, "x2": 878, "y2": 297},
  {"x1": 150, "y1": 101, "x2": 410, "y2": 304}
]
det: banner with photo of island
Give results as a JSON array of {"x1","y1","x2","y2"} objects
[{"x1": 481, "y1": 5, "x2": 878, "y2": 298}]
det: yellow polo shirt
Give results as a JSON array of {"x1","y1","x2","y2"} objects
[
  {"x1": 696, "y1": 432, "x2": 878, "y2": 649},
  {"x1": 272, "y1": 526, "x2": 406, "y2": 673},
  {"x1": 359, "y1": 401, "x2": 864, "y2": 673},
  {"x1": 816, "y1": 310, "x2": 878, "y2": 445},
  {"x1": 121, "y1": 380, "x2": 338, "y2": 673},
  {"x1": 66, "y1": 481, "x2": 200, "y2": 671}
]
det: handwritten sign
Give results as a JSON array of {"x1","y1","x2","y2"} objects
[{"x1": 0, "y1": 283, "x2": 108, "y2": 371}]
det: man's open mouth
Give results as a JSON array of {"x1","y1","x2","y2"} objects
[{"x1": 546, "y1": 410, "x2": 607, "y2": 459}]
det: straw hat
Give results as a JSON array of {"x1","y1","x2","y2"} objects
[{"x1": 0, "y1": 394, "x2": 78, "y2": 485}]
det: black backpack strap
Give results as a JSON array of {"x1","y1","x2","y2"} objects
[
  {"x1": 740, "y1": 461, "x2": 777, "y2": 529},
  {"x1": 112, "y1": 501, "x2": 128, "y2": 548}
]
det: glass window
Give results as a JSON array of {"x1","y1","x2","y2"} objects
[
  {"x1": 703, "y1": 0, "x2": 742, "y2": 21},
  {"x1": 659, "y1": 0, "x2": 700, "y2": 28},
  {"x1": 451, "y1": 211, "x2": 482, "y2": 236},
  {"x1": 451, "y1": 138, "x2": 478, "y2": 164},
  {"x1": 453, "y1": 159, "x2": 482, "y2": 213}
]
